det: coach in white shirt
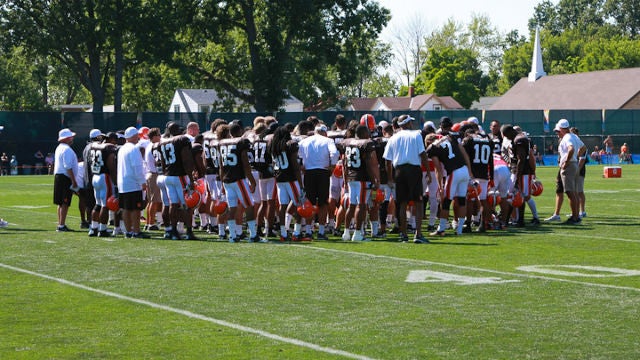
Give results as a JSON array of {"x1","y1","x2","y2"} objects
[
  {"x1": 53, "y1": 128, "x2": 79, "y2": 232},
  {"x1": 383, "y1": 115, "x2": 430, "y2": 243},
  {"x1": 298, "y1": 124, "x2": 340, "y2": 239},
  {"x1": 554, "y1": 119, "x2": 585, "y2": 224},
  {"x1": 117, "y1": 127, "x2": 148, "y2": 238}
]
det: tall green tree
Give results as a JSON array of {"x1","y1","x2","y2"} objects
[
  {"x1": 0, "y1": 46, "x2": 47, "y2": 110},
  {"x1": 0, "y1": 0, "x2": 193, "y2": 112},
  {"x1": 413, "y1": 47, "x2": 482, "y2": 109},
  {"x1": 604, "y1": 0, "x2": 640, "y2": 37},
  {"x1": 178, "y1": 0, "x2": 389, "y2": 112}
]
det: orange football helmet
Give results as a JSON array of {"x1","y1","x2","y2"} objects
[
  {"x1": 297, "y1": 199, "x2": 315, "y2": 218},
  {"x1": 184, "y1": 190, "x2": 201, "y2": 209},
  {"x1": 510, "y1": 190, "x2": 524, "y2": 207},
  {"x1": 333, "y1": 163, "x2": 343, "y2": 178},
  {"x1": 212, "y1": 199, "x2": 228, "y2": 215},
  {"x1": 106, "y1": 195, "x2": 119, "y2": 212},
  {"x1": 360, "y1": 114, "x2": 376, "y2": 131},
  {"x1": 194, "y1": 178, "x2": 206, "y2": 195},
  {"x1": 372, "y1": 188, "x2": 385, "y2": 203},
  {"x1": 531, "y1": 179, "x2": 543, "y2": 197}
]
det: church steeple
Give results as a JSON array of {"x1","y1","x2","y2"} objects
[{"x1": 528, "y1": 26, "x2": 547, "y2": 82}]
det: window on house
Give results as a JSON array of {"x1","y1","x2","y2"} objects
[
  {"x1": 433, "y1": 104, "x2": 442, "y2": 110},
  {"x1": 174, "y1": 104, "x2": 180, "y2": 113}
]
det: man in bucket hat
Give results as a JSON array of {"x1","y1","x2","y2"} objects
[{"x1": 54, "y1": 128, "x2": 79, "y2": 232}]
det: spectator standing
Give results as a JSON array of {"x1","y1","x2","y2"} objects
[
  {"x1": 53, "y1": 128, "x2": 79, "y2": 232},
  {"x1": 45, "y1": 152, "x2": 55, "y2": 174},
  {"x1": 603, "y1": 135, "x2": 614, "y2": 164},
  {"x1": 620, "y1": 143, "x2": 632, "y2": 163},
  {"x1": 34, "y1": 150, "x2": 45, "y2": 175},
  {"x1": 383, "y1": 115, "x2": 431, "y2": 243},
  {"x1": 590, "y1": 146, "x2": 602, "y2": 164},
  {"x1": 298, "y1": 124, "x2": 340, "y2": 240},
  {"x1": 9, "y1": 155, "x2": 18, "y2": 175},
  {"x1": 117, "y1": 127, "x2": 148, "y2": 238},
  {"x1": 1, "y1": 152, "x2": 9, "y2": 175}
]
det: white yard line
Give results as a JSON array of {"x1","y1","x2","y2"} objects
[
  {"x1": 296, "y1": 245, "x2": 640, "y2": 293},
  {"x1": 0, "y1": 262, "x2": 378, "y2": 360}
]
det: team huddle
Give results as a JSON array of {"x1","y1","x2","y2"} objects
[{"x1": 73, "y1": 113, "x2": 573, "y2": 243}]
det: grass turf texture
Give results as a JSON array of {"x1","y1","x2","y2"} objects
[{"x1": 1, "y1": 166, "x2": 639, "y2": 359}]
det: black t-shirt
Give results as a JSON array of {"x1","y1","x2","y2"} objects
[
  {"x1": 426, "y1": 136, "x2": 467, "y2": 174},
  {"x1": 272, "y1": 140, "x2": 299, "y2": 183},
  {"x1": 219, "y1": 137, "x2": 251, "y2": 183},
  {"x1": 89, "y1": 143, "x2": 117, "y2": 175},
  {"x1": 462, "y1": 135, "x2": 492, "y2": 180},
  {"x1": 159, "y1": 135, "x2": 192, "y2": 176},
  {"x1": 342, "y1": 138, "x2": 375, "y2": 182},
  {"x1": 250, "y1": 134, "x2": 274, "y2": 178},
  {"x1": 513, "y1": 134, "x2": 534, "y2": 175},
  {"x1": 372, "y1": 137, "x2": 389, "y2": 184},
  {"x1": 202, "y1": 131, "x2": 220, "y2": 175}
]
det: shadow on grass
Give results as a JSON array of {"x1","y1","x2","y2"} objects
[{"x1": 0, "y1": 228, "x2": 49, "y2": 233}]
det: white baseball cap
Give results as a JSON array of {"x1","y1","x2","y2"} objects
[
  {"x1": 554, "y1": 119, "x2": 570, "y2": 132},
  {"x1": 124, "y1": 126, "x2": 139, "y2": 139},
  {"x1": 89, "y1": 129, "x2": 104, "y2": 139},
  {"x1": 398, "y1": 115, "x2": 415, "y2": 126}
]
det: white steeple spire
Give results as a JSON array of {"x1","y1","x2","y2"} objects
[{"x1": 528, "y1": 26, "x2": 547, "y2": 82}]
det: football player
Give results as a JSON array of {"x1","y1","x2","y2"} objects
[{"x1": 217, "y1": 123, "x2": 266, "y2": 243}]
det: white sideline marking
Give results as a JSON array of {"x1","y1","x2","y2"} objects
[
  {"x1": 297, "y1": 246, "x2": 640, "y2": 293},
  {"x1": 0, "y1": 263, "x2": 378, "y2": 360},
  {"x1": 517, "y1": 265, "x2": 640, "y2": 277},
  {"x1": 554, "y1": 232, "x2": 640, "y2": 244}
]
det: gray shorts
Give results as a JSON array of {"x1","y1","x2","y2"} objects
[{"x1": 560, "y1": 162, "x2": 579, "y2": 193}]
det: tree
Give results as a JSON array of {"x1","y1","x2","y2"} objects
[
  {"x1": 413, "y1": 47, "x2": 482, "y2": 109},
  {"x1": 0, "y1": 46, "x2": 47, "y2": 110},
  {"x1": 604, "y1": 0, "x2": 640, "y2": 37},
  {"x1": 178, "y1": 0, "x2": 390, "y2": 112},
  {"x1": 0, "y1": 0, "x2": 194, "y2": 112},
  {"x1": 388, "y1": 15, "x2": 431, "y2": 89}
]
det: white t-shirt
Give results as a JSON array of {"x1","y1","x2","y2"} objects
[
  {"x1": 117, "y1": 142, "x2": 146, "y2": 193},
  {"x1": 383, "y1": 129, "x2": 425, "y2": 167},
  {"x1": 53, "y1": 142, "x2": 78, "y2": 179},
  {"x1": 558, "y1": 133, "x2": 584, "y2": 166},
  {"x1": 298, "y1": 134, "x2": 339, "y2": 170}
]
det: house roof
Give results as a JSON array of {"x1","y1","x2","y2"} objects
[
  {"x1": 174, "y1": 88, "x2": 303, "y2": 112},
  {"x1": 437, "y1": 96, "x2": 464, "y2": 109},
  {"x1": 491, "y1": 68, "x2": 640, "y2": 110},
  {"x1": 350, "y1": 94, "x2": 463, "y2": 111}
]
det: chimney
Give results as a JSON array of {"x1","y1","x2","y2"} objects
[
  {"x1": 528, "y1": 26, "x2": 547, "y2": 82},
  {"x1": 408, "y1": 86, "x2": 415, "y2": 98}
]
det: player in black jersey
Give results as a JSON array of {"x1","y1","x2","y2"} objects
[
  {"x1": 157, "y1": 122, "x2": 196, "y2": 240},
  {"x1": 426, "y1": 132, "x2": 472, "y2": 236},
  {"x1": 88, "y1": 133, "x2": 118, "y2": 237},
  {"x1": 502, "y1": 125, "x2": 540, "y2": 227},
  {"x1": 202, "y1": 118, "x2": 228, "y2": 238},
  {"x1": 461, "y1": 123, "x2": 494, "y2": 232},
  {"x1": 217, "y1": 123, "x2": 266, "y2": 243},
  {"x1": 269, "y1": 126, "x2": 306, "y2": 241},
  {"x1": 341, "y1": 125, "x2": 380, "y2": 241}
]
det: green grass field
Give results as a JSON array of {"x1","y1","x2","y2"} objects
[{"x1": 1, "y1": 165, "x2": 639, "y2": 359}]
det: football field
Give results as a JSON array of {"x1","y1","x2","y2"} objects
[{"x1": 1, "y1": 165, "x2": 639, "y2": 359}]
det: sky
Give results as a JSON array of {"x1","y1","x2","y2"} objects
[{"x1": 376, "y1": 0, "x2": 555, "y2": 41}]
